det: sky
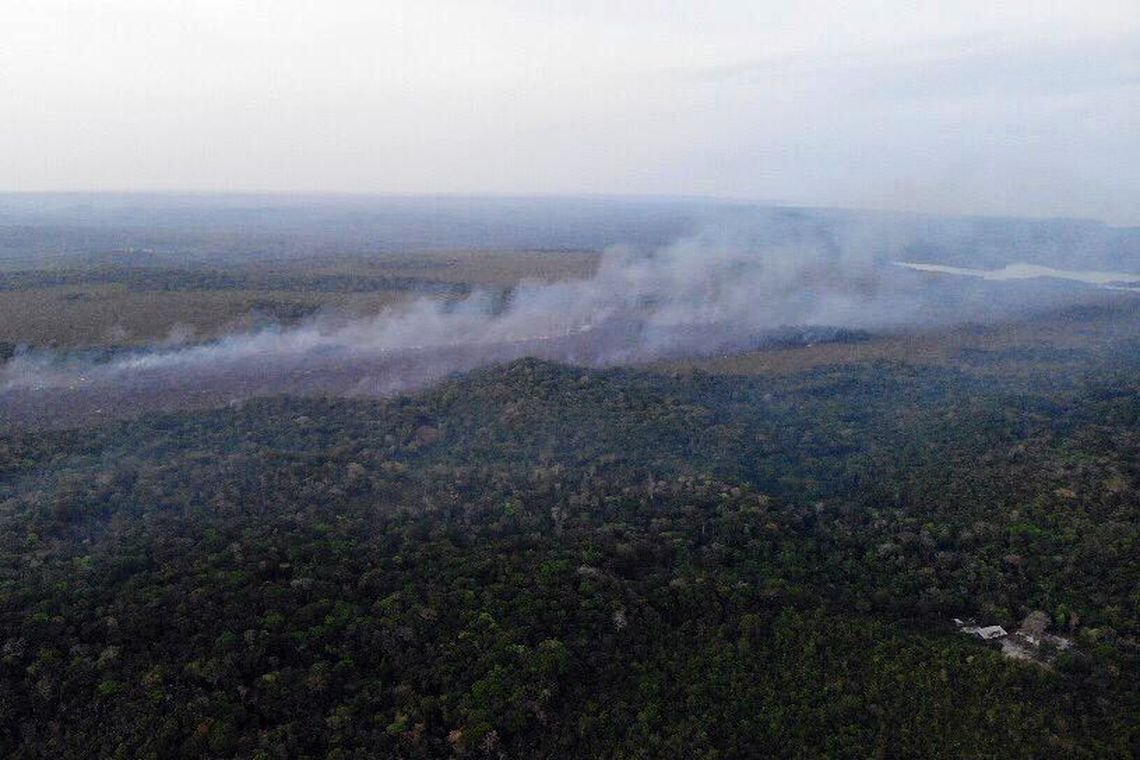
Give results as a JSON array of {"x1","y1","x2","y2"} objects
[{"x1": 2, "y1": 1, "x2": 1138, "y2": 223}]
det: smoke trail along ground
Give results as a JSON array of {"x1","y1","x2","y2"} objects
[
  {"x1": 1, "y1": 221, "x2": 1136, "y2": 427},
  {"x1": 0, "y1": 229, "x2": 883, "y2": 389}
]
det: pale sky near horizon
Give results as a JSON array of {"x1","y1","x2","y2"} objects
[{"x1": 2, "y1": 1, "x2": 1138, "y2": 223}]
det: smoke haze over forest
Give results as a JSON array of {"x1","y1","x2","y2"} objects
[
  {"x1": 2, "y1": 198, "x2": 1137, "y2": 426},
  {"x1": 5, "y1": 5, "x2": 1140, "y2": 757}
]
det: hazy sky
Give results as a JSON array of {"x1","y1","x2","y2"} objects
[{"x1": 3, "y1": 1, "x2": 1138, "y2": 222}]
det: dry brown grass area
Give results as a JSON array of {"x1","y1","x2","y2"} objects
[
  {"x1": 0, "y1": 250, "x2": 601, "y2": 347},
  {"x1": 0, "y1": 286, "x2": 412, "y2": 346}
]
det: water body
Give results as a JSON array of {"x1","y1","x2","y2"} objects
[{"x1": 895, "y1": 261, "x2": 1140, "y2": 290}]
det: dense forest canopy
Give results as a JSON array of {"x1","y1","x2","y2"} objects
[{"x1": 2, "y1": 322, "x2": 1139, "y2": 756}]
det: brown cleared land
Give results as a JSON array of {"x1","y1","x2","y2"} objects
[
  {"x1": 0, "y1": 250, "x2": 601, "y2": 347},
  {"x1": 0, "y1": 286, "x2": 412, "y2": 346}
]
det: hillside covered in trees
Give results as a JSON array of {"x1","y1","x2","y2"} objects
[{"x1": 2, "y1": 328, "x2": 1139, "y2": 758}]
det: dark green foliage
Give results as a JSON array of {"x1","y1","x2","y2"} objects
[{"x1": 1, "y1": 355, "x2": 1139, "y2": 757}]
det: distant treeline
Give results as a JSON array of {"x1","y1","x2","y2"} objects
[
  {"x1": 0, "y1": 267, "x2": 470, "y2": 296},
  {"x1": 3, "y1": 196, "x2": 1139, "y2": 269}
]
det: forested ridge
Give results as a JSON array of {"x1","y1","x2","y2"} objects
[{"x1": 2, "y1": 351, "x2": 1139, "y2": 757}]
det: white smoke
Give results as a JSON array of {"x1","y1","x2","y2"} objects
[
  {"x1": 0, "y1": 224, "x2": 889, "y2": 391},
  {"x1": 0, "y1": 213, "x2": 1130, "y2": 424}
]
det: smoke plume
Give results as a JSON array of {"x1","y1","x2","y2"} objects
[{"x1": 1, "y1": 211, "x2": 1135, "y2": 427}]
